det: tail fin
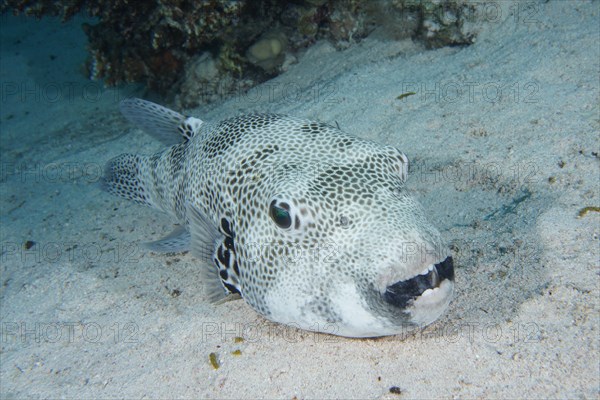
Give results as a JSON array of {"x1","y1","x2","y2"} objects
[{"x1": 102, "y1": 153, "x2": 152, "y2": 206}]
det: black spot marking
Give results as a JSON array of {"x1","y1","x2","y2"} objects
[
  {"x1": 217, "y1": 246, "x2": 231, "y2": 268},
  {"x1": 224, "y1": 282, "x2": 241, "y2": 295},
  {"x1": 219, "y1": 269, "x2": 229, "y2": 280},
  {"x1": 221, "y1": 218, "x2": 232, "y2": 236}
]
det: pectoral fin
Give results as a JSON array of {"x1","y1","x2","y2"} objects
[
  {"x1": 143, "y1": 226, "x2": 190, "y2": 253},
  {"x1": 187, "y1": 203, "x2": 230, "y2": 302}
]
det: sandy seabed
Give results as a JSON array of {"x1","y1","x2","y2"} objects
[{"x1": 0, "y1": 1, "x2": 598, "y2": 398}]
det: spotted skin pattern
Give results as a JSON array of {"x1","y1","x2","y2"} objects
[{"x1": 103, "y1": 98, "x2": 454, "y2": 338}]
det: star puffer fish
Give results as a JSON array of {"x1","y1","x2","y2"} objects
[{"x1": 103, "y1": 98, "x2": 454, "y2": 338}]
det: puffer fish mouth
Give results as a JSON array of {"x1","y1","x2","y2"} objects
[{"x1": 383, "y1": 256, "x2": 454, "y2": 309}]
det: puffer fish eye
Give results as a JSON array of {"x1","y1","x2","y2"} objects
[{"x1": 269, "y1": 200, "x2": 292, "y2": 229}]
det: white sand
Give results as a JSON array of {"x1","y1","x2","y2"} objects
[{"x1": 1, "y1": 1, "x2": 598, "y2": 398}]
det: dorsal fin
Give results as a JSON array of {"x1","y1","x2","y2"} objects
[{"x1": 119, "y1": 98, "x2": 203, "y2": 145}]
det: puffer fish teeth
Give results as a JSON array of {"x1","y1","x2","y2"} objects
[
  {"x1": 102, "y1": 98, "x2": 455, "y2": 338},
  {"x1": 420, "y1": 287, "x2": 439, "y2": 298},
  {"x1": 418, "y1": 264, "x2": 436, "y2": 276}
]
